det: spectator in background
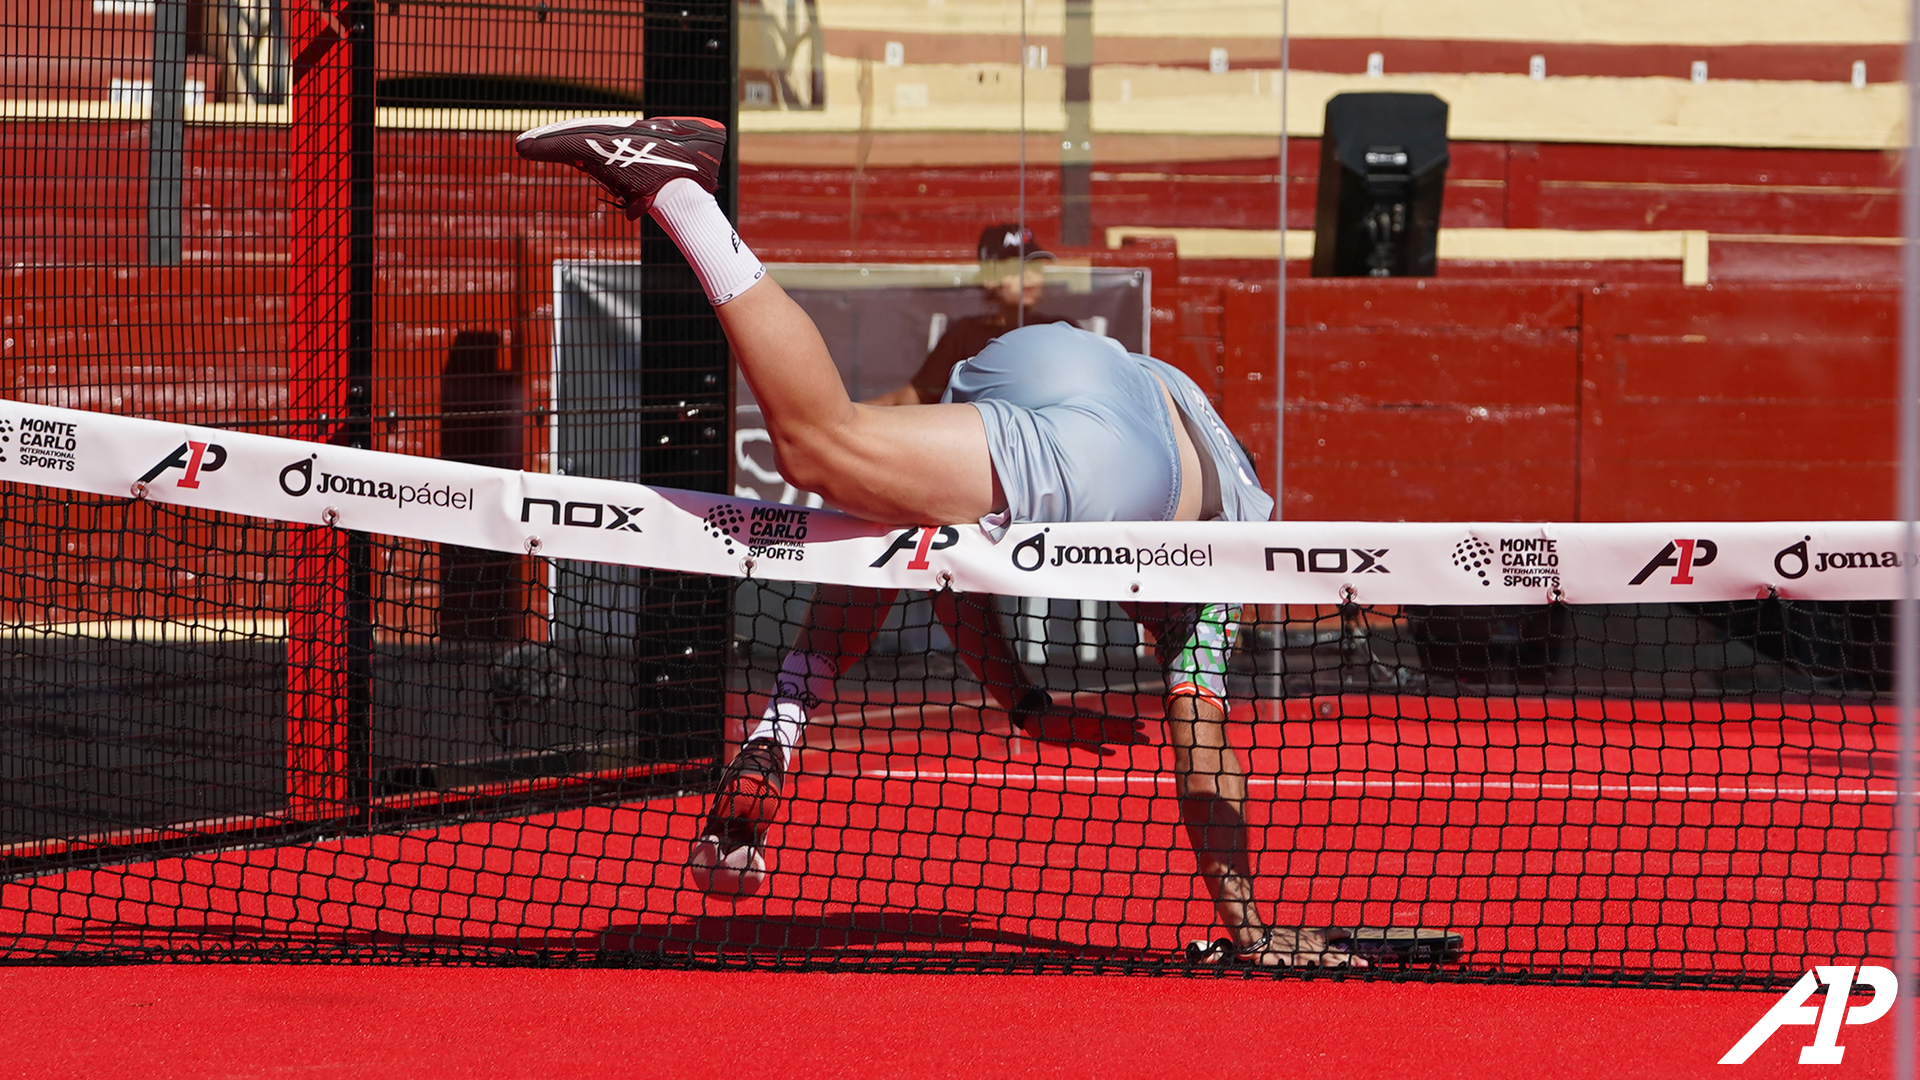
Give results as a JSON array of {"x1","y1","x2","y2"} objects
[{"x1": 861, "y1": 223, "x2": 1073, "y2": 406}]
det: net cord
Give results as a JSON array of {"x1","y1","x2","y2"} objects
[{"x1": 1898, "y1": 1, "x2": 1919, "y2": 1073}]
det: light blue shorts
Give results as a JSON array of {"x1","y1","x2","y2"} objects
[{"x1": 942, "y1": 322, "x2": 1273, "y2": 529}]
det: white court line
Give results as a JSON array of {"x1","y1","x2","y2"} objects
[{"x1": 853, "y1": 771, "x2": 1896, "y2": 801}]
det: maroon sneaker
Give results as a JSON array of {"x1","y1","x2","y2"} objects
[{"x1": 514, "y1": 115, "x2": 725, "y2": 219}]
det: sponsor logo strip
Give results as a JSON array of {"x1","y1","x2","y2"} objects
[{"x1": 0, "y1": 399, "x2": 1909, "y2": 606}]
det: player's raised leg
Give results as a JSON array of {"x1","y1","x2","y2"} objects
[
  {"x1": 516, "y1": 117, "x2": 1000, "y2": 527},
  {"x1": 705, "y1": 269, "x2": 1000, "y2": 526}
]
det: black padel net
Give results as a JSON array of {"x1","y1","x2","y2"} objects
[{"x1": 0, "y1": 471, "x2": 1895, "y2": 984}]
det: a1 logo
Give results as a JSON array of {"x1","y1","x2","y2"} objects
[
  {"x1": 1719, "y1": 965, "x2": 1897, "y2": 1065},
  {"x1": 870, "y1": 525, "x2": 959, "y2": 570},
  {"x1": 140, "y1": 440, "x2": 227, "y2": 489}
]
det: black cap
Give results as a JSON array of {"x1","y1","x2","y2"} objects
[{"x1": 976, "y1": 223, "x2": 1055, "y2": 264}]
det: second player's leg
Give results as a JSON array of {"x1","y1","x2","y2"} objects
[
  {"x1": 1164, "y1": 698, "x2": 1360, "y2": 968},
  {"x1": 930, "y1": 590, "x2": 1029, "y2": 711},
  {"x1": 693, "y1": 585, "x2": 904, "y2": 895},
  {"x1": 1145, "y1": 601, "x2": 1363, "y2": 968},
  {"x1": 742, "y1": 583, "x2": 902, "y2": 773},
  {"x1": 1164, "y1": 696, "x2": 1261, "y2": 941},
  {"x1": 792, "y1": 584, "x2": 903, "y2": 662}
]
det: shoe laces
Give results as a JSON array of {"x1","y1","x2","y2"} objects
[{"x1": 592, "y1": 192, "x2": 642, "y2": 218}]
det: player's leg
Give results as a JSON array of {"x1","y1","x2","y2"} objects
[
  {"x1": 710, "y1": 279, "x2": 1000, "y2": 525},
  {"x1": 1153, "y1": 602, "x2": 1264, "y2": 949},
  {"x1": 516, "y1": 118, "x2": 1000, "y2": 526},
  {"x1": 1163, "y1": 693, "x2": 1262, "y2": 944},
  {"x1": 1164, "y1": 699, "x2": 1351, "y2": 967},
  {"x1": 933, "y1": 591, "x2": 1148, "y2": 750},
  {"x1": 746, "y1": 583, "x2": 904, "y2": 766},
  {"x1": 693, "y1": 585, "x2": 899, "y2": 894},
  {"x1": 1147, "y1": 602, "x2": 1363, "y2": 967}
]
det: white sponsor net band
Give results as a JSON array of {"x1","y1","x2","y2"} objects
[{"x1": 0, "y1": 399, "x2": 1902, "y2": 606}]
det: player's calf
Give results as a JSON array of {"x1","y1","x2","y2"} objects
[{"x1": 686, "y1": 650, "x2": 834, "y2": 897}]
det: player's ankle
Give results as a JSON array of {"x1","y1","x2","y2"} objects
[
  {"x1": 647, "y1": 177, "x2": 765, "y2": 305},
  {"x1": 746, "y1": 704, "x2": 804, "y2": 770}
]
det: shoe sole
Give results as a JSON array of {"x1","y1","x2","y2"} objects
[{"x1": 1323, "y1": 925, "x2": 1465, "y2": 963}]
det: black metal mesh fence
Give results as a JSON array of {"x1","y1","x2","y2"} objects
[{"x1": 3, "y1": 0, "x2": 736, "y2": 940}]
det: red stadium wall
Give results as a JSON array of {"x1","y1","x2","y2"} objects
[
  {"x1": 1578, "y1": 285, "x2": 1896, "y2": 521},
  {"x1": 736, "y1": 139, "x2": 1900, "y2": 266},
  {"x1": 3, "y1": 266, "x2": 1896, "y2": 535},
  {"x1": 0, "y1": 121, "x2": 1903, "y2": 531},
  {"x1": 1222, "y1": 279, "x2": 1582, "y2": 522},
  {"x1": 1217, "y1": 280, "x2": 1896, "y2": 522},
  {"x1": 12, "y1": 126, "x2": 1887, "y2": 273}
]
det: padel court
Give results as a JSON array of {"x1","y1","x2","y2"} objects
[{"x1": 5, "y1": 685, "x2": 1884, "y2": 983}]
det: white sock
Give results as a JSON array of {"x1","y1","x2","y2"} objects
[
  {"x1": 748, "y1": 651, "x2": 838, "y2": 767},
  {"x1": 647, "y1": 177, "x2": 766, "y2": 305}
]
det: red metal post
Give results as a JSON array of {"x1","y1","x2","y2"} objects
[{"x1": 284, "y1": 1, "x2": 353, "y2": 818}]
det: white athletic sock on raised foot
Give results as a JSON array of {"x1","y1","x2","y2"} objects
[
  {"x1": 647, "y1": 177, "x2": 766, "y2": 305},
  {"x1": 746, "y1": 651, "x2": 838, "y2": 768}
]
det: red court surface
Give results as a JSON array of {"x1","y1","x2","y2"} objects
[
  {"x1": 4, "y1": 692, "x2": 1886, "y2": 976},
  {"x1": 0, "y1": 965, "x2": 1894, "y2": 1079},
  {"x1": 2, "y1": 691, "x2": 1895, "y2": 1078}
]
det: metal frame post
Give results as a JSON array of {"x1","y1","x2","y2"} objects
[{"x1": 284, "y1": 0, "x2": 375, "y2": 820}]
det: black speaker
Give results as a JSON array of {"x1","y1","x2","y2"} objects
[{"x1": 1311, "y1": 92, "x2": 1449, "y2": 277}]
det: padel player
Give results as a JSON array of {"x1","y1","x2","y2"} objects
[
  {"x1": 516, "y1": 116, "x2": 1357, "y2": 967},
  {"x1": 808, "y1": 223, "x2": 1106, "y2": 754}
]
